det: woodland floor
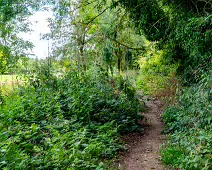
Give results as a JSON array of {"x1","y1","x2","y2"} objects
[{"x1": 119, "y1": 97, "x2": 167, "y2": 170}]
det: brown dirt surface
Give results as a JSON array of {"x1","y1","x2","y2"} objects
[{"x1": 119, "y1": 97, "x2": 166, "y2": 170}]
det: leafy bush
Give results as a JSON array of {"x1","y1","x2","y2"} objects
[
  {"x1": 0, "y1": 67, "x2": 144, "y2": 169},
  {"x1": 164, "y1": 15, "x2": 212, "y2": 84},
  {"x1": 162, "y1": 73, "x2": 212, "y2": 170},
  {"x1": 137, "y1": 47, "x2": 179, "y2": 96}
]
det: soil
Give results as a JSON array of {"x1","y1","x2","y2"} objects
[{"x1": 119, "y1": 97, "x2": 166, "y2": 170}]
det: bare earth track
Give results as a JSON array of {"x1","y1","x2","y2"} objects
[{"x1": 119, "y1": 98, "x2": 166, "y2": 170}]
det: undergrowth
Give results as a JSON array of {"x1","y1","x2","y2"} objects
[
  {"x1": 0, "y1": 66, "x2": 144, "y2": 169},
  {"x1": 137, "y1": 46, "x2": 179, "y2": 96},
  {"x1": 162, "y1": 72, "x2": 212, "y2": 170}
]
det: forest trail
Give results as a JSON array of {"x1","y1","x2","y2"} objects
[{"x1": 119, "y1": 97, "x2": 166, "y2": 170}]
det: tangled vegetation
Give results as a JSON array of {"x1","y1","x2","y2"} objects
[
  {"x1": 116, "y1": 0, "x2": 211, "y2": 169},
  {"x1": 162, "y1": 73, "x2": 212, "y2": 169},
  {"x1": 0, "y1": 0, "x2": 211, "y2": 169},
  {"x1": 0, "y1": 66, "x2": 144, "y2": 169},
  {"x1": 137, "y1": 45, "x2": 179, "y2": 96}
]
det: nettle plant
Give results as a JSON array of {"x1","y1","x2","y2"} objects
[{"x1": 0, "y1": 66, "x2": 144, "y2": 169}]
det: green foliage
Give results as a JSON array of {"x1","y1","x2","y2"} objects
[
  {"x1": 117, "y1": 0, "x2": 212, "y2": 84},
  {"x1": 0, "y1": 0, "x2": 47, "y2": 74},
  {"x1": 0, "y1": 67, "x2": 144, "y2": 169},
  {"x1": 161, "y1": 146, "x2": 184, "y2": 166},
  {"x1": 164, "y1": 14, "x2": 212, "y2": 84},
  {"x1": 57, "y1": 67, "x2": 143, "y2": 132},
  {"x1": 49, "y1": 0, "x2": 146, "y2": 73},
  {"x1": 162, "y1": 0, "x2": 212, "y2": 14},
  {"x1": 162, "y1": 73, "x2": 212, "y2": 169},
  {"x1": 116, "y1": 1, "x2": 211, "y2": 167},
  {"x1": 103, "y1": 42, "x2": 115, "y2": 74},
  {"x1": 115, "y1": 0, "x2": 169, "y2": 41},
  {"x1": 137, "y1": 47, "x2": 179, "y2": 96}
]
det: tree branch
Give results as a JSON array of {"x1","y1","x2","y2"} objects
[
  {"x1": 85, "y1": 7, "x2": 110, "y2": 25},
  {"x1": 106, "y1": 35, "x2": 145, "y2": 51}
]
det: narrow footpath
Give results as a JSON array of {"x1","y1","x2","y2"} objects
[{"x1": 119, "y1": 98, "x2": 166, "y2": 170}]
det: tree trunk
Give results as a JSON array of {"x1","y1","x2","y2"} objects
[{"x1": 79, "y1": 45, "x2": 86, "y2": 71}]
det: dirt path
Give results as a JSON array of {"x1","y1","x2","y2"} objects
[{"x1": 119, "y1": 97, "x2": 166, "y2": 170}]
